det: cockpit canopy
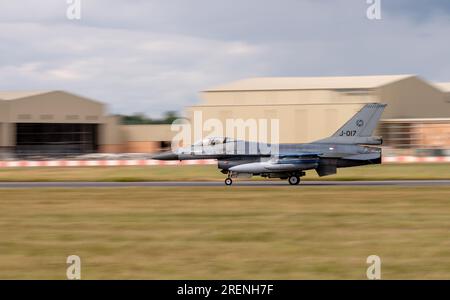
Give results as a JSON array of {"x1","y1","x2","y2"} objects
[{"x1": 192, "y1": 137, "x2": 236, "y2": 147}]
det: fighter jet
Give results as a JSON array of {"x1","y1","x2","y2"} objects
[{"x1": 154, "y1": 103, "x2": 387, "y2": 185}]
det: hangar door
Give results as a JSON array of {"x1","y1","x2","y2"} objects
[{"x1": 16, "y1": 123, "x2": 98, "y2": 155}]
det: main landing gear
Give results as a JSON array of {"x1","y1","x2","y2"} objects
[
  {"x1": 223, "y1": 172, "x2": 302, "y2": 186},
  {"x1": 288, "y1": 176, "x2": 300, "y2": 185}
]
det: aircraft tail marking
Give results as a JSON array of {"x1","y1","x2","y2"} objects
[{"x1": 331, "y1": 103, "x2": 386, "y2": 138}]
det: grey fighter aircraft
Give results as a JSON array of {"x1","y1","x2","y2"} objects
[{"x1": 154, "y1": 103, "x2": 387, "y2": 185}]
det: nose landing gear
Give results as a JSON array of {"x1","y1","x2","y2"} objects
[{"x1": 225, "y1": 177, "x2": 233, "y2": 186}]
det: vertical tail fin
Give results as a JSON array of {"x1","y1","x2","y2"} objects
[
  {"x1": 316, "y1": 103, "x2": 387, "y2": 144},
  {"x1": 332, "y1": 103, "x2": 387, "y2": 137}
]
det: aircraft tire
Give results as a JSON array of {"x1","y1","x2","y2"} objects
[
  {"x1": 225, "y1": 178, "x2": 233, "y2": 186},
  {"x1": 288, "y1": 176, "x2": 300, "y2": 185}
]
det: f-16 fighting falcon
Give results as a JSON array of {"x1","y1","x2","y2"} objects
[{"x1": 154, "y1": 103, "x2": 387, "y2": 185}]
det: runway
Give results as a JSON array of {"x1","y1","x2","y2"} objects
[{"x1": 0, "y1": 180, "x2": 449, "y2": 188}]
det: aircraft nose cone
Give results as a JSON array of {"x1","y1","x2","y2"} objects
[{"x1": 152, "y1": 152, "x2": 179, "y2": 160}]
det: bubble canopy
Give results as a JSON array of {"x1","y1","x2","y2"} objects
[{"x1": 192, "y1": 137, "x2": 236, "y2": 147}]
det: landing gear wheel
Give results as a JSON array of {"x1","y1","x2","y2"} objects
[
  {"x1": 225, "y1": 178, "x2": 233, "y2": 186},
  {"x1": 288, "y1": 176, "x2": 300, "y2": 185}
]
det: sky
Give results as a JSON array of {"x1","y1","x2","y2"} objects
[{"x1": 0, "y1": 0, "x2": 449, "y2": 117}]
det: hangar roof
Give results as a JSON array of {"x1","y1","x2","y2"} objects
[
  {"x1": 435, "y1": 82, "x2": 450, "y2": 93},
  {"x1": 0, "y1": 90, "x2": 104, "y2": 106},
  {"x1": 0, "y1": 91, "x2": 53, "y2": 100},
  {"x1": 205, "y1": 75, "x2": 415, "y2": 92}
]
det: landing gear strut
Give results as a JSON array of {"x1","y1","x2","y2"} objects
[
  {"x1": 288, "y1": 176, "x2": 300, "y2": 185},
  {"x1": 225, "y1": 177, "x2": 233, "y2": 186}
]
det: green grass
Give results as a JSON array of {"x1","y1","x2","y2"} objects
[
  {"x1": 0, "y1": 163, "x2": 449, "y2": 182},
  {"x1": 0, "y1": 186, "x2": 450, "y2": 279}
]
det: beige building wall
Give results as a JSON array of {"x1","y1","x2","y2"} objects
[
  {"x1": 189, "y1": 89, "x2": 377, "y2": 143},
  {"x1": 187, "y1": 76, "x2": 450, "y2": 145},
  {"x1": 120, "y1": 125, "x2": 176, "y2": 153},
  {"x1": 377, "y1": 77, "x2": 450, "y2": 119},
  {"x1": 201, "y1": 89, "x2": 377, "y2": 106},
  {"x1": 187, "y1": 103, "x2": 367, "y2": 143},
  {"x1": 0, "y1": 122, "x2": 15, "y2": 148},
  {"x1": 0, "y1": 101, "x2": 8, "y2": 149},
  {"x1": 122, "y1": 141, "x2": 160, "y2": 153},
  {"x1": 99, "y1": 116, "x2": 125, "y2": 153},
  {"x1": 0, "y1": 100, "x2": 8, "y2": 122},
  {"x1": 0, "y1": 123, "x2": 3, "y2": 148}
]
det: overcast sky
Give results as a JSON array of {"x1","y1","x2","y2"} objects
[{"x1": 1, "y1": 0, "x2": 449, "y2": 116}]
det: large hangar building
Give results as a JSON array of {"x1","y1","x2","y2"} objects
[
  {"x1": 188, "y1": 75, "x2": 450, "y2": 155},
  {"x1": 0, "y1": 91, "x2": 174, "y2": 157},
  {"x1": 1, "y1": 74, "x2": 449, "y2": 158},
  {"x1": 0, "y1": 91, "x2": 121, "y2": 156}
]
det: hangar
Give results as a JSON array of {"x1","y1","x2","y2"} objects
[
  {"x1": 0, "y1": 91, "x2": 108, "y2": 157},
  {"x1": 1, "y1": 74, "x2": 449, "y2": 158},
  {"x1": 0, "y1": 91, "x2": 176, "y2": 157},
  {"x1": 188, "y1": 75, "x2": 450, "y2": 155}
]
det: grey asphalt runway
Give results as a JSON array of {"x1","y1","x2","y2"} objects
[{"x1": 0, "y1": 180, "x2": 449, "y2": 188}]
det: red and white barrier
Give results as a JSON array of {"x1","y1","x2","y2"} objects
[
  {"x1": 0, "y1": 157, "x2": 449, "y2": 168},
  {"x1": 0, "y1": 159, "x2": 217, "y2": 168},
  {"x1": 382, "y1": 156, "x2": 450, "y2": 163}
]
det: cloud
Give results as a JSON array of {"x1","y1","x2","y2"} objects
[
  {"x1": 0, "y1": 0, "x2": 449, "y2": 116},
  {"x1": 0, "y1": 21, "x2": 265, "y2": 115}
]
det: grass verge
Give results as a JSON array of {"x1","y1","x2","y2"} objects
[
  {"x1": 0, "y1": 186, "x2": 449, "y2": 279},
  {"x1": 0, "y1": 163, "x2": 449, "y2": 182}
]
